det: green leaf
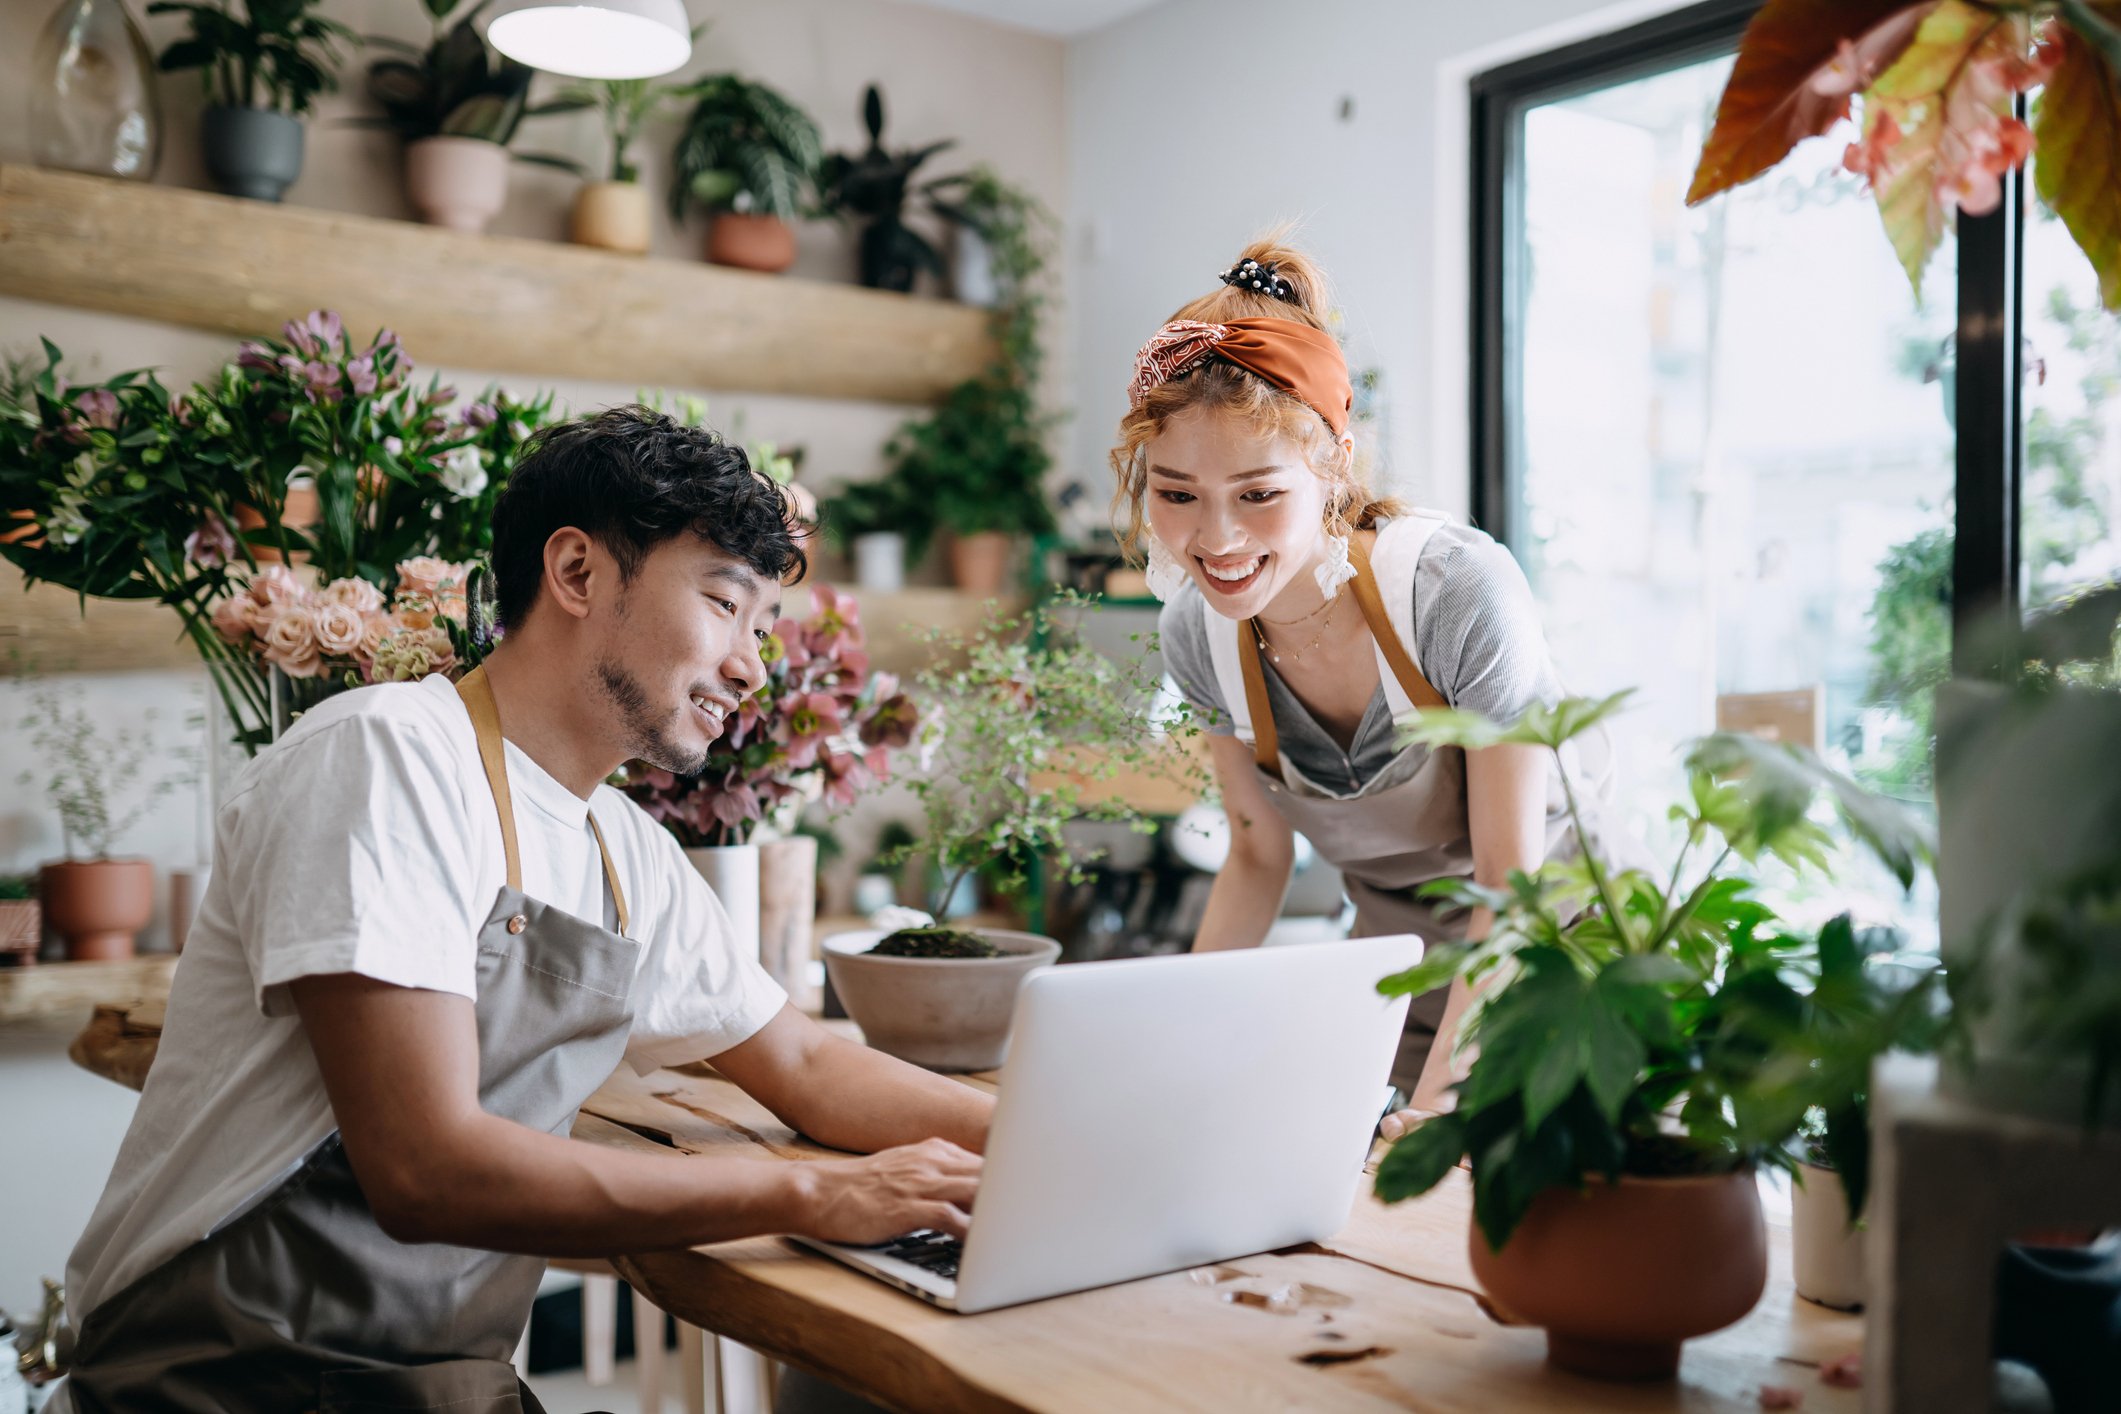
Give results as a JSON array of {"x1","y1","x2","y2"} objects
[
  {"x1": 1397, "y1": 690, "x2": 1634, "y2": 755},
  {"x1": 1377, "y1": 941, "x2": 1473, "y2": 999},
  {"x1": 2034, "y1": 24, "x2": 2121, "y2": 311},
  {"x1": 1374, "y1": 1111, "x2": 1468, "y2": 1202}
]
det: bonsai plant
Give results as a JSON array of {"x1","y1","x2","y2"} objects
[
  {"x1": 1372, "y1": 692, "x2": 1933, "y2": 1379},
  {"x1": 359, "y1": 0, "x2": 587, "y2": 232},
  {"x1": 668, "y1": 74, "x2": 823, "y2": 273},
  {"x1": 822, "y1": 596, "x2": 1210, "y2": 1069},
  {"x1": 19, "y1": 683, "x2": 195, "y2": 960},
  {"x1": 150, "y1": 0, "x2": 356, "y2": 202},
  {"x1": 816, "y1": 84, "x2": 953, "y2": 291},
  {"x1": 0, "y1": 874, "x2": 40, "y2": 967}
]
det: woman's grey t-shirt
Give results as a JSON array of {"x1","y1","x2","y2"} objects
[{"x1": 1158, "y1": 521, "x2": 1562, "y2": 794}]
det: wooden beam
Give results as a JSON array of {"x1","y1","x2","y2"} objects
[
  {"x1": 0, "y1": 165, "x2": 993, "y2": 405},
  {"x1": 0, "y1": 954, "x2": 176, "y2": 1028},
  {"x1": 1, "y1": 575, "x2": 201, "y2": 675}
]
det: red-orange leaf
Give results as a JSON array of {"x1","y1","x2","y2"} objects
[
  {"x1": 1687, "y1": 0, "x2": 1936, "y2": 206},
  {"x1": 2034, "y1": 26, "x2": 2121, "y2": 310}
]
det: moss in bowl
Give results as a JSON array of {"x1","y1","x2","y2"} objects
[{"x1": 869, "y1": 927, "x2": 1001, "y2": 959}]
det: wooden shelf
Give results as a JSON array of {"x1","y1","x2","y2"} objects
[
  {"x1": 0, "y1": 165, "x2": 993, "y2": 404},
  {"x1": 0, "y1": 954, "x2": 177, "y2": 1028}
]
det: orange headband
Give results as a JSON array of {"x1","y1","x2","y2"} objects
[{"x1": 1128, "y1": 317, "x2": 1353, "y2": 438}]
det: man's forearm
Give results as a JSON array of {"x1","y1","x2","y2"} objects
[{"x1": 781, "y1": 1031, "x2": 994, "y2": 1155}]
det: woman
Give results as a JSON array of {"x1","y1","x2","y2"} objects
[{"x1": 1110, "y1": 239, "x2": 1613, "y2": 1121}]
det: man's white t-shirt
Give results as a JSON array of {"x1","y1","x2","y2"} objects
[{"x1": 62, "y1": 673, "x2": 787, "y2": 1321}]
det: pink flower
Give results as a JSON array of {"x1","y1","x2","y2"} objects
[
  {"x1": 1758, "y1": 1386, "x2": 1804, "y2": 1410},
  {"x1": 185, "y1": 512, "x2": 237, "y2": 568},
  {"x1": 235, "y1": 342, "x2": 278, "y2": 374},
  {"x1": 248, "y1": 564, "x2": 308, "y2": 608},
  {"x1": 463, "y1": 401, "x2": 498, "y2": 429},
  {"x1": 1843, "y1": 110, "x2": 1901, "y2": 186},
  {"x1": 319, "y1": 577, "x2": 385, "y2": 615},
  {"x1": 395, "y1": 556, "x2": 462, "y2": 600},
  {"x1": 861, "y1": 691, "x2": 919, "y2": 749},
  {"x1": 313, "y1": 601, "x2": 366, "y2": 658},
  {"x1": 302, "y1": 360, "x2": 342, "y2": 404},
  {"x1": 283, "y1": 310, "x2": 343, "y2": 357},
  {"x1": 346, "y1": 357, "x2": 377, "y2": 397},
  {"x1": 1819, "y1": 1352, "x2": 1862, "y2": 1389},
  {"x1": 72, "y1": 388, "x2": 119, "y2": 430},
  {"x1": 709, "y1": 784, "x2": 763, "y2": 830},
  {"x1": 261, "y1": 604, "x2": 321, "y2": 677},
  {"x1": 210, "y1": 594, "x2": 256, "y2": 644}
]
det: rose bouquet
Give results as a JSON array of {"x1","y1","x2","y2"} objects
[{"x1": 623, "y1": 584, "x2": 919, "y2": 847}]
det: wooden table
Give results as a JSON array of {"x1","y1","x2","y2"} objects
[{"x1": 75, "y1": 1001, "x2": 1862, "y2": 1412}]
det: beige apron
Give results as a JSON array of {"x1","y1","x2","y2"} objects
[
  {"x1": 62, "y1": 667, "x2": 638, "y2": 1414},
  {"x1": 1205, "y1": 517, "x2": 1590, "y2": 1088}
]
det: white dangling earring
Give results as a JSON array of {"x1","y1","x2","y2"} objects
[
  {"x1": 1144, "y1": 536, "x2": 1190, "y2": 602},
  {"x1": 1313, "y1": 531, "x2": 1356, "y2": 601}
]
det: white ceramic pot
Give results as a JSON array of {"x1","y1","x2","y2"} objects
[
  {"x1": 822, "y1": 927, "x2": 1059, "y2": 1072},
  {"x1": 1789, "y1": 1161, "x2": 1865, "y2": 1310},
  {"x1": 405, "y1": 136, "x2": 509, "y2": 233},
  {"x1": 851, "y1": 531, "x2": 906, "y2": 592},
  {"x1": 685, "y1": 843, "x2": 760, "y2": 962},
  {"x1": 952, "y1": 225, "x2": 1000, "y2": 307}
]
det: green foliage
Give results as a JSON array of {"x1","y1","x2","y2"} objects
[
  {"x1": 883, "y1": 597, "x2": 1211, "y2": 912},
  {"x1": 1376, "y1": 695, "x2": 1940, "y2": 1249},
  {"x1": 17, "y1": 684, "x2": 195, "y2": 860},
  {"x1": 0, "y1": 876, "x2": 34, "y2": 902},
  {"x1": 1860, "y1": 525, "x2": 1954, "y2": 795},
  {"x1": 668, "y1": 75, "x2": 823, "y2": 222},
  {"x1": 357, "y1": 1, "x2": 586, "y2": 163},
  {"x1": 820, "y1": 476, "x2": 915, "y2": 551},
  {"x1": 151, "y1": 0, "x2": 355, "y2": 117},
  {"x1": 816, "y1": 85, "x2": 954, "y2": 289}
]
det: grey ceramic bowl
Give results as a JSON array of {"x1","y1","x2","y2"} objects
[{"x1": 822, "y1": 928, "x2": 1061, "y2": 1072}]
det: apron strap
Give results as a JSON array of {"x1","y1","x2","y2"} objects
[
  {"x1": 455, "y1": 667, "x2": 631, "y2": 937},
  {"x1": 1235, "y1": 621, "x2": 1283, "y2": 777},
  {"x1": 1347, "y1": 536, "x2": 1448, "y2": 711}
]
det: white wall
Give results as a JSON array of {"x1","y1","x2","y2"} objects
[{"x1": 1062, "y1": 0, "x2": 1682, "y2": 514}]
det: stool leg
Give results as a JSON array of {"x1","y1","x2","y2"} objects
[
  {"x1": 582, "y1": 1272, "x2": 618, "y2": 1386},
  {"x1": 632, "y1": 1287, "x2": 666, "y2": 1412},
  {"x1": 720, "y1": 1339, "x2": 772, "y2": 1414},
  {"x1": 677, "y1": 1321, "x2": 722, "y2": 1414}
]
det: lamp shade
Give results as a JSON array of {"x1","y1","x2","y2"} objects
[{"x1": 487, "y1": 0, "x2": 692, "y2": 80}]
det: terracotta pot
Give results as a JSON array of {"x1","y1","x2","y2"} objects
[
  {"x1": 0, "y1": 899, "x2": 41, "y2": 967},
  {"x1": 1790, "y1": 1161, "x2": 1865, "y2": 1310},
  {"x1": 39, "y1": 859, "x2": 154, "y2": 961},
  {"x1": 1467, "y1": 1168, "x2": 1766, "y2": 1380},
  {"x1": 232, "y1": 481, "x2": 319, "y2": 564},
  {"x1": 571, "y1": 180, "x2": 652, "y2": 254},
  {"x1": 947, "y1": 531, "x2": 1014, "y2": 594},
  {"x1": 405, "y1": 136, "x2": 509, "y2": 233},
  {"x1": 759, "y1": 835, "x2": 819, "y2": 1009},
  {"x1": 707, "y1": 213, "x2": 796, "y2": 273},
  {"x1": 822, "y1": 928, "x2": 1059, "y2": 1072}
]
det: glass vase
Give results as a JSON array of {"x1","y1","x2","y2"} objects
[{"x1": 30, "y1": 0, "x2": 162, "y2": 181}]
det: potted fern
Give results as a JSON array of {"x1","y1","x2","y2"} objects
[
  {"x1": 151, "y1": 0, "x2": 355, "y2": 202},
  {"x1": 668, "y1": 74, "x2": 822, "y2": 273},
  {"x1": 1373, "y1": 694, "x2": 1933, "y2": 1379},
  {"x1": 359, "y1": 0, "x2": 587, "y2": 233}
]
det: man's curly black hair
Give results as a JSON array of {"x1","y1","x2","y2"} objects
[{"x1": 489, "y1": 404, "x2": 806, "y2": 630}]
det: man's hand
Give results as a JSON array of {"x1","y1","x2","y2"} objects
[{"x1": 792, "y1": 1138, "x2": 982, "y2": 1243}]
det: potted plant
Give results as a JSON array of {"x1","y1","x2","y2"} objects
[
  {"x1": 359, "y1": 0, "x2": 587, "y2": 233},
  {"x1": 150, "y1": 0, "x2": 355, "y2": 202},
  {"x1": 0, "y1": 874, "x2": 40, "y2": 968},
  {"x1": 621, "y1": 583, "x2": 918, "y2": 991},
  {"x1": 816, "y1": 84, "x2": 952, "y2": 292},
  {"x1": 924, "y1": 165, "x2": 1053, "y2": 311},
  {"x1": 1372, "y1": 693, "x2": 1933, "y2": 1380},
  {"x1": 668, "y1": 74, "x2": 822, "y2": 273},
  {"x1": 882, "y1": 376, "x2": 1056, "y2": 593},
  {"x1": 821, "y1": 476, "x2": 913, "y2": 591},
  {"x1": 553, "y1": 54, "x2": 698, "y2": 255},
  {"x1": 19, "y1": 684, "x2": 194, "y2": 960},
  {"x1": 822, "y1": 596, "x2": 1211, "y2": 1070}
]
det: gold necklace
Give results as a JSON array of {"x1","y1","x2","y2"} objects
[{"x1": 1253, "y1": 595, "x2": 1337, "y2": 666}]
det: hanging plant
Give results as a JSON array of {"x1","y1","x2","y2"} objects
[{"x1": 1687, "y1": 0, "x2": 2121, "y2": 309}]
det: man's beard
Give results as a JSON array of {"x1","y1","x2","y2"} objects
[{"x1": 596, "y1": 658, "x2": 708, "y2": 774}]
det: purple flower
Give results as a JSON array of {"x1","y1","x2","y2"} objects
[
  {"x1": 235, "y1": 342, "x2": 278, "y2": 374},
  {"x1": 283, "y1": 310, "x2": 343, "y2": 357},
  {"x1": 425, "y1": 384, "x2": 458, "y2": 407},
  {"x1": 381, "y1": 435, "x2": 404, "y2": 457},
  {"x1": 73, "y1": 388, "x2": 119, "y2": 430},
  {"x1": 301, "y1": 360, "x2": 343, "y2": 404},
  {"x1": 184, "y1": 511, "x2": 237, "y2": 567},
  {"x1": 346, "y1": 357, "x2": 377, "y2": 397},
  {"x1": 463, "y1": 401, "x2": 498, "y2": 429}
]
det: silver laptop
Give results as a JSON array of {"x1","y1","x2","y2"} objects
[{"x1": 794, "y1": 933, "x2": 1420, "y2": 1314}]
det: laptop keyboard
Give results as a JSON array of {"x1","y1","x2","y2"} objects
[{"x1": 864, "y1": 1229, "x2": 962, "y2": 1280}]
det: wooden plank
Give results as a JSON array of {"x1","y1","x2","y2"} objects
[
  {"x1": 0, "y1": 575, "x2": 202, "y2": 675},
  {"x1": 0, "y1": 165, "x2": 993, "y2": 405},
  {"x1": 0, "y1": 953, "x2": 176, "y2": 1027}
]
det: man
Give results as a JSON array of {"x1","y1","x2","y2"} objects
[{"x1": 54, "y1": 406, "x2": 990, "y2": 1412}]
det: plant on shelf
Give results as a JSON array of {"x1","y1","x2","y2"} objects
[
  {"x1": 1371, "y1": 692, "x2": 1934, "y2": 1378},
  {"x1": 0, "y1": 311, "x2": 561, "y2": 753},
  {"x1": 18, "y1": 681, "x2": 195, "y2": 961},
  {"x1": 0, "y1": 872, "x2": 40, "y2": 968},
  {"x1": 150, "y1": 0, "x2": 356, "y2": 202},
  {"x1": 924, "y1": 164, "x2": 1055, "y2": 321},
  {"x1": 360, "y1": 0, "x2": 587, "y2": 232},
  {"x1": 620, "y1": 584, "x2": 918, "y2": 850},
  {"x1": 668, "y1": 74, "x2": 823, "y2": 274},
  {"x1": 1688, "y1": 0, "x2": 2121, "y2": 308},
  {"x1": 816, "y1": 84, "x2": 953, "y2": 292},
  {"x1": 547, "y1": 28, "x2": 704, "y2": 255}
]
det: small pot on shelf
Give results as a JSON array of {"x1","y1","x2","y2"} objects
[
  {"x1": 1789, "y1": 1160, "x2": 1865, "y2": 1310},
  {"x1": 39, "y1": 858, "x2": 154, "y2": 961},
  {"x1": 947, "y1": 531, "x2": 1013, "y2": 595},
  {"x1": 851, "y1": 532, "x2": 906, "y2": 592},
  {"x1": 707, "y1": 213, "x2": 796, "y2": 273},
  {"x1": 405, "y1": 136, "x2": 509, "y2": 233},
  {"x1": 572, "y1": 180, "x2": 652, "y2": 254},
  {"x1": 201, "y1": 105, "x2": 303, "y2": 202}
]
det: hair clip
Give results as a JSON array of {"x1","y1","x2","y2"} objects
[{"x1": 1218, "y1": 257, "x2": 1294, "y2": 303}]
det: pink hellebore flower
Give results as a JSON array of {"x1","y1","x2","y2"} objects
[{"x1": 709, "y1": 784, "x2": 763, "y2": 831}]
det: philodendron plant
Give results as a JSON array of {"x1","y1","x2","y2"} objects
[{"x1": 1372, "y1": 693, "x2": 1938, "y2": 1249}]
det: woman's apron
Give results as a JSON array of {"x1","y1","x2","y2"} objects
[
  {"x1": 62, "y1": 667, "x2": 639, "y2": 1414},
  {"x1": 1204, "y1": 516, "x2": 1592, "y2": 1089}
]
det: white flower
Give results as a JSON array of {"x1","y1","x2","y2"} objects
[
  {"x1": 869, "y1": 905, "x2": 935, "y2": 933},
  {"x1": 440, "y1": 444, "x2": 488, "y2": 499}
]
